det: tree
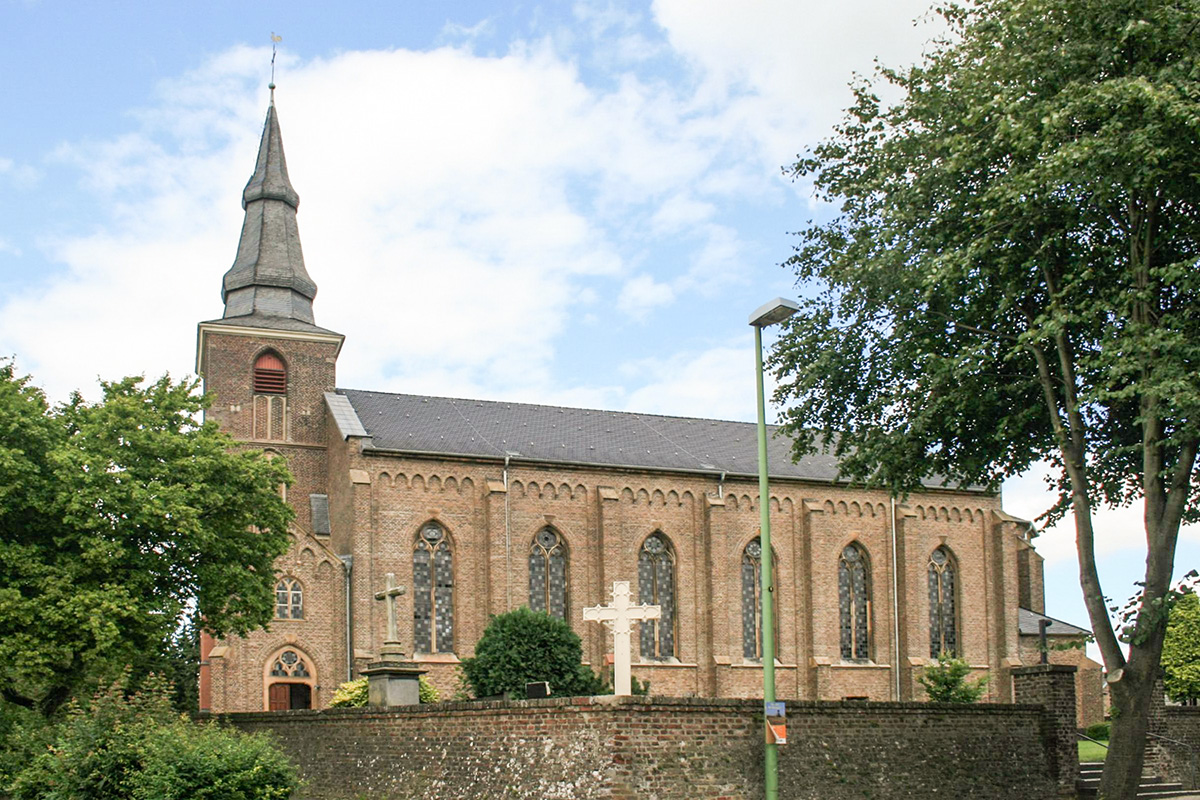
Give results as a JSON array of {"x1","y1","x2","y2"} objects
[
  {"x1": 1162, "y1": 590, "x2": 1200, "y2": 704},
  {"x1": 460, "y1": 607, "x2": 604, "y2": 699},
  {"x1": 9, "y1": 672, "x2": 298, "y2": 800},
  {"x1": 772, "y1": 1, "x2": 1200, "y2": 796},
  {"x1": 918, "y1": 653, "x2": 989, "y2": 703},
  {"x1": 0, "y1": 362, "x2": 293, "y2": 717}
]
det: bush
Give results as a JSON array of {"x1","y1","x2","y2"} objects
[
  {"x1": 8, "y1": 674, "x2": 298, "y2": 800},
  {"x1": 460, "y1": 607, "x2": 604, "y2": 699},
  {"x1": 1084, "y1": 722, "x2": 1111, "y2": 741},
  {"x1": 917, "y1": 652, "x2": 989, "y2": 703},
  {"x1": 328, "y1": 676, "x2": 439, "y2": 707}
]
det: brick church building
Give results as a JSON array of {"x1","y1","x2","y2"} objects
[{"x1": 197, "y1": 99, "x2": 1101, "y2": 721}]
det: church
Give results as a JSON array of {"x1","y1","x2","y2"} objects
[{"x1": 196, "y1": 98, "x2": 1100, "y2": 720}]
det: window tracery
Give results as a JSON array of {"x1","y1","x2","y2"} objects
[
  {"x1": 275, "y1": 577, "x2": 302, "y2": 619},
  {"x1": 928, "y1": 546, "x2": 957, "y2": 657},
  {"x1": 638, "y1": 532, "x2": 675, "y2": 660},
  {"x1": 529, "y1": 528, "x2": 568, "y2": 619},
  {"x1": 269, "y1": 649, "x2": 310, "y2": 678},
  {"x1": 838, "y1": 543, "x2": 871, "y2": 660},
  {"x1": 414, "y1": 522, "x2": 454, "y2": 653}
]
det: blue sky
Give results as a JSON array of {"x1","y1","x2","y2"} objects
[{"x1": 1, "y1": 0, "x2": 1194, "y2": 660}]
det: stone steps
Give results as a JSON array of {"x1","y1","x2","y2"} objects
[{"x1": 1077, "y1": 762, "x2": 1194, "y2": 799}]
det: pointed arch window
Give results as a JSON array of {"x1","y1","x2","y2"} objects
[
  {"x1": 928, "y1": 546, "x2": 957, "y2": 657},
  {"x1": 253, "y1": 352, "x2": 287, "y2": 394},
  {"x1": 839, "y1": 544, "x2": 871, "y2": 661},
  {"x1": 638, "y1": 532, "x2": 676, "y2": 660},
  {"x1": 414, "y1": 522, "x2": 454, "y2": 653},
  {"x1": 275, "y1": 577, "x2": 303, "y2": 619},
  {"x1": 741, "y1": 537, "x2": 779, "y2": 660},
  {"x1": 269, "y1": 649, "x2": 310, "y2": 678},
  {"x1": 529, "y1": 528, "x2": 568, "y2": 619}
]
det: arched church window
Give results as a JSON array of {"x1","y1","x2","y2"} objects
[
  {"x1": 928, "y1": 546, "x2": 957, "y2": 657},
  {"x1": 741, "y1": 537, "x2": 779, "y2": 660},
  {"x1": 253, "y1": 352, "x2": 287, "y2": 394},
  {"x1": 638, "y1": 532, "x2": 676, "y2": 660},
  {"x1": 275, "y1": 577, "x2": 303, "y2": 619},
  {"x1": 413, "y1": 522, "x2": 454, "y2": 654},
  {"x1": 529, "y1": 528, "x2": 568, "y2": 619},
  {"x1": 269, "y1": 649, "x2": 310, "y2": 678},
  {"x1": 839, "y1": 543, "x2": 871, "y2": 660}
]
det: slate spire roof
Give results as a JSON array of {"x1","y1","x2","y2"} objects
[{"x1": 217, "y1": 98, "x2": 322, "y2": 329}]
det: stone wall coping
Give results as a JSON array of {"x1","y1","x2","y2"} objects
[
  {"x1": 1166, "y1": 706, "x2": 1200, "y2": 715},
  {"x1": 1011, "y1": 664, "x2": 1079, "y2": 676},
  {"x1": 218, "y1": 695, "x2": 1048, "y2": 723}
]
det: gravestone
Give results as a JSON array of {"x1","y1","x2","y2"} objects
[{"x1": 583, "y1": 581, "x2": 659, "y2": 696}]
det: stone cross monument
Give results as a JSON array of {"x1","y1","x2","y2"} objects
[
  {"x1": 584, "y1": 581, "x2": 660, "y2": 696},
  {"x1": 363, "y1": 572, "x2": 426, "y2": 706},
  {"x1": 374, "y1": 572, "x2": 406, "y2": 656}
]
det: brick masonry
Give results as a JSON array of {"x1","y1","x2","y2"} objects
[
  {"x1": 1164, "y1": 706, "x2": 1200, "y2": 790},
  {"x1": 1012, "y1": 664, "x2": 1078, "y2": 796},
  {"x1": 224, "y1": 694, "x2": 1064, "y2": 800}
]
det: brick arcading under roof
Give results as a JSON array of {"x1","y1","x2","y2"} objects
[{"x1": 337, "y1": 388, "x2": 969, "y2": 487}]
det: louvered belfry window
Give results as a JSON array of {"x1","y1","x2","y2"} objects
[{"x1": 253, "y1": 352, "x2": 287, "y2": 394}]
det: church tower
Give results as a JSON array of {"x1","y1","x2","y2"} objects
[
  {"x1": 196, "y1": 95, "x2": 347, "y2": 713},
  {"x1": 196, "y1": 94, "x2": 344, "y2": 477}
]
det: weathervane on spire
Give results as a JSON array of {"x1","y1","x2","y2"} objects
[{"x1": 269, "y1": 32, "x2": 282, "y2": 102}]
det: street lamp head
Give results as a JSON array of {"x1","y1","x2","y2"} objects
[{"x1": 749, "y1": 297, "x2": 800, "y2": 327}]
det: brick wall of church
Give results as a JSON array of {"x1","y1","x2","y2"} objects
[{"x1": 223, "y1": 695, "x2": 1059, "y2": 800}]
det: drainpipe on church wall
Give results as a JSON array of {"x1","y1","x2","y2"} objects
[
  {"x1": 504, "y1": 453, "x2": 512, "y2": 611},
  {"x1": 340, "y1": 555, "x2": 353, "y2": 682},
  {"x1": 890, "y1": 497, "x2": 901, "y2": 701}
]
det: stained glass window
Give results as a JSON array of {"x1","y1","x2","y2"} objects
[
  {"x1": 838, "y1": 544, "x2": 870, "y2": 660},
  {"x1": 275, "y1": 577, "x2": 303, "y2": 619},
  {"x1": 529, "y1": 528, "x2": 568, "y2": 619},
  {"x1": 741, "y1": 538, "x2": 779, "y2": 660},
  {"x1": 414, "y1": 522, "x2": 454, "y2": 653},
  {"x1": 269, "y1": 649, "x2": 310, "y2": 677},
  {"x1": 928, "y1": 546, "x2": 957, "y2": 658},
  {"x1": 638, "y1": 532, "x2": 675, "y2": 660}
]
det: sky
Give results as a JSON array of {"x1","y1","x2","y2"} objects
[{"x1": 1, "y1": 0, "x2": 1194, "y2": 663}]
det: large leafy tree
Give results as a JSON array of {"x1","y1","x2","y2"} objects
[
  {"x1": 772, "y1": 0, "x2": 1200, "y2": 796},
  {"x1": 0, "y1": 362, "x2": 293, "y2": 717},
  {"x1": 1162, "y1": 590, "x2": 1200, "y2": 704}
]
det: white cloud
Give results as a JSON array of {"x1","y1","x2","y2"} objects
[
  {"x1": 621, "y1": 344, "x2": 759, "y2": 421},
  {"x1": 617, "y1": 273, "x2": 676, "y2": 318}
]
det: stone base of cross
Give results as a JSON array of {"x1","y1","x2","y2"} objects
[{"x1": 583, "y1": 581, "x2": 660, "y2": 696}]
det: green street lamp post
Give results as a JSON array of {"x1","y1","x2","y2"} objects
[{"x1": 749, "y1": 297, "x2": 799, "y2": 800}]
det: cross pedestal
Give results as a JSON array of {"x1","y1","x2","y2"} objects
[
  {"x1": 583, "y1": 581, "x2": 660, "y2": 696},
  {"x1": 363, "y1": 573, "x2": 425, "y2": 707}
]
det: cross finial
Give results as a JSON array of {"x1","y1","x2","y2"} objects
[{"x1": 269, "y1": 32, "x2": 282, "y2": 103}]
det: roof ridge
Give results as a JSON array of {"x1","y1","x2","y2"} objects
[{"x1": 336, "y1": 387, "x2": 771, "y2": 429}]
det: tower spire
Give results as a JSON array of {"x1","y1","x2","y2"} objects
[{"x1": 220, "y1": 99, "x2": 318, "y2": 325}]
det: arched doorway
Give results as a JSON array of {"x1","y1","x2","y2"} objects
[{"x1": 264, "y1": 647, "x2": 316, "y2": 710}]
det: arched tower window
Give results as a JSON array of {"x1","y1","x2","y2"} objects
[
  {"x1": 839, "y1": 543, "x2": 871, "y2": 661},
  {"x1": 413, "y1": 522, "x2": 454, "y2": 654},
  {"x1": 252, "y1": 352, "x2": 288, "y2": 440},
  {"x1": 928, "y1": 546, "x2": 957, "y2": 658},
  {"x1": 741, "y1": 537, "x2": 779, "y2": 660},
  {"x1": 253, "y1": 352, "x2": 287, "y2": 394},
  {"x1": 638, "y1": 532, "x2": 676, "y2": 660},
  {"x1": 529, "y1": 528, "x2": 568, "y2": 619},
  {"x1": 275, "y1": 577, "x2": 303, "y2": 619}
]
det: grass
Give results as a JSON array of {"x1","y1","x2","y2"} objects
[{"x1": 1079, "y1": 739, "x2": 1109, "y2": 763}]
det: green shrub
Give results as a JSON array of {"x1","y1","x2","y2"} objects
[
  {"x1": 460, "y1": 607, "x2": 604, "y2": 699},
  {"x1": 328, "y1": 676, "x2": 439, "y2": 707},
  {"x1": 1084, "y1": 722, "x2": 1111, "y2": 741},
  {"x1": 917, "y1": 652, "x2": 989, "y2": 703},
  {"x1": 8, "y1": 674, "x2": 298, "y2": 800}
]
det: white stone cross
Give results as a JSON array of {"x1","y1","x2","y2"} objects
[
  {"x1": 583, "y1": 581, "x2": 660, "y2": 696},
  {"x1": 374, "y1": 573, "x2": 406, "y2": 645}
]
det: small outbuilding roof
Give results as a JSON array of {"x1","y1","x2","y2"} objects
[{"x1": 1018, "y1": 607, "x2": 1091, "y2": 637}]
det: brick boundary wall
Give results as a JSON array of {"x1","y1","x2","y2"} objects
[
  {"x1": 1012, "y1": 664, "x2": 1078, "y2": 797},
  {"x1": 1165, "y1": 706, "x2": 1200, "y2": 790},
  {"x1": 222, "y1": 695, "x2": 1062, "y2": 800}
]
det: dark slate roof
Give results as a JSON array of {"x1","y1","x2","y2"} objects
[
  {"x1": 1018, "y1": 608, "x2": 1091, "y2": 636},
  {"x1": 337, "y1": 389, "x2": 968, "y2": 486}
]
